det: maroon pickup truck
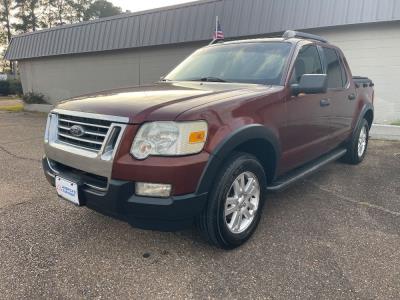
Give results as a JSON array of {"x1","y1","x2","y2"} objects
[{"x1": 43, "y1": 31, "x2": 374, "y2": 249}]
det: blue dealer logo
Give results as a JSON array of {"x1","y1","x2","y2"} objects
[{"x1": 62, "y1": 186, "x2": 76, "y2": 197}]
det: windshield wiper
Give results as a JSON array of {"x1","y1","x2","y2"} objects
[
  {"x1": 185, "y1": 77, "x2": 228, "y2": 83},
  {"x1": 200, "y1": 76, "x2": 227, "y2": 82}
]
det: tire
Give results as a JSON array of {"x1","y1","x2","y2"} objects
[
  {"x1": 343, "y1": 118, "x2": 370, "y2": 164},
  {"x1": 197, "y1": 152, "x2": 267, "y2": 249}
]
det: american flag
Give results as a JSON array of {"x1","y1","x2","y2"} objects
[{"x1": 213, "y1": 17, "x2": 224, "y2": 40}]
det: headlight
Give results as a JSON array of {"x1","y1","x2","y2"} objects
[{"x1": 131, "y1": 121, "x2": 208, "y2": 159}]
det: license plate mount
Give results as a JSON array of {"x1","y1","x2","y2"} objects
[{"x1": 55, "y1": 176, "x2": 80, "y2": 206}]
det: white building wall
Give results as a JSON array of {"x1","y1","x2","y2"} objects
[
  {"x1": 19, "y1": 42, "x2": 204, "y2": 105},
  {"x1": 310, "y1": 22, "x2": 400, "y2": 124}
]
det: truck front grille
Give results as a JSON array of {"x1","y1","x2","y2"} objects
[{"x1": 57, "y1": 114, "x2": 112, "y2": 152}]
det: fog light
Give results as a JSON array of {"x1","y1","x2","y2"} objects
[{"x1": 135, "y1": 182, "x2": 172, "y2": 198}]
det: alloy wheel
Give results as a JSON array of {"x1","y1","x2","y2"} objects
[
  {"x1": 358, "y1": 125, "x2": 367, "y2": 157},
  {"x1": 224, "y1": 171, "x2": 260, "y2": 234}
]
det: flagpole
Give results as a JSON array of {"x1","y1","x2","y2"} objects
[
  {"x1": 210, "y1": 15, "x2": 219, "y2": 45},
  {"x1": 216, "y1": 16, "x2": 218, "y2": 34}
]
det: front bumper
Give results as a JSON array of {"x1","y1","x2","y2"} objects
[{"x1": 43, "y1": 157, "x2": 208, "y2": 231}]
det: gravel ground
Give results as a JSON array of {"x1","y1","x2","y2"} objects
[{"x1": 0, "y1": 111, "x2": 399, "y2": 299}]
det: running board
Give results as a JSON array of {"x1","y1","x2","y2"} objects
[{"x1": 267, "y1": 148, "x2": 347, "y2": 192}]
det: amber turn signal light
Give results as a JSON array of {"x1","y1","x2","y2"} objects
[{"x1": 189, "y1": 130, "x2": 206, "y2": 144}]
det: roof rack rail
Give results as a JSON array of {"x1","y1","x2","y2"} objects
[{"x1": 282, "y1": 30, "x2": 328, "y2": 43}]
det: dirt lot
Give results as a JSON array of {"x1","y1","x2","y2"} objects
[{"x1": 1, "y1": 111, "x2": 399, "y2": 299}]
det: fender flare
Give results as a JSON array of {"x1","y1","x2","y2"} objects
[
  {"x1": 196, "y1": 124, "x2": 281, "y2": 194},
  {"x1": 354, "y1": 103, "x2": 374, "y2": 134}
]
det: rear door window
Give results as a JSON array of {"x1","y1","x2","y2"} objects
[
  {"x1": 339, "y1": 56, "x2": 348, "y2": 87},
  {"x1": 322, "y1": 47, "x2": 345, "y2": 89}
]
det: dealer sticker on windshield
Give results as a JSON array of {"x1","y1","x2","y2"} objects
[{"x1": 56, "y1": 176, "x2": 80, "y2": 205}]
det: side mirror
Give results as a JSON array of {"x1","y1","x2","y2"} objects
[{"x1": 291, "y1": 74, "x2": 327, "y2": 96}]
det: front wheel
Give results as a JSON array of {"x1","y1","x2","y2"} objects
[
  {"x1": 343, "y1": 118, "x2": 370, "y2": 164},
  {"x1": 197, "y1": 152, "x2": 267, "y2": 249}
]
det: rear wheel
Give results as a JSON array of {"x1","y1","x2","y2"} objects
[
  {"x1": 343, "y1": 118, "x2": 369, "y2": 164},
  {"x1": 197, "y1": 152, "x2": 267, "y2": 249}
]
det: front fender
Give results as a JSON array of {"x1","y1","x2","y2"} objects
[{"x1": 196, "y1": 124, "x2": 280, "y2": 194}]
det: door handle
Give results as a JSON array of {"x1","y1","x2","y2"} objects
[
  {"x1": 320, "y1": 98, "x2": 330, "y2": 107},
  {"x1": 348, "y1": 93, "x2": 356, "y2": 100}
]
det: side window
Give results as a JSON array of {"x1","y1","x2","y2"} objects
[
  {"x1": 290, "y1": 45, "x2": 322, "y2": 84},
  {"x1": 339, "y1": 56, "x2": 348, "y2": 87},
  {"x1": 322, "y1": 47, "x2": 344, "y2": 88}
]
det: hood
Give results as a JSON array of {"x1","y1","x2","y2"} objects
[{"x1": 56, "y1": 82, "x2": 275, "y2": 123}]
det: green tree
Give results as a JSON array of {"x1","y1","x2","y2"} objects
[
  {"x1": 53, "y1": 0, "x2": 66, "y2": 24},
  {"x1": 53, "y1": 0, "x2": 75, "y2": 25},
  {"x1": 39, "y1": 0, "x2": 57, "y2": 28},
  {"x1": 40, "y1": 0, "x2": 73, "y2": 27},
  {"x1": 0, "y1": 0, "x2": 13, "y2": 43},
  {"x1": 0, "y1": 29, "x2": 6, "y2": 44},
  {"x1": 66, "y1": 0, "x2": 92, "y2": 23},
  {"x1": 0, "y1": 0, "x2": 13, "y2": 73},
  {"x1": 0, "y1": 29, "x2": 10, "y2": 73},
  {"x1": 84, "y1": 0, "x2": 121, "y2": 20},
  {"x1": 13, "y1": 0, "x2": 41, "y2": 32}
]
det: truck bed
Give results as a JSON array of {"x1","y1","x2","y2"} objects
[{"x1": 353, "y1": 76, "x2": 374, "y2": 88}]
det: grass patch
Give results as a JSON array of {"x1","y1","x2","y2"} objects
[
  {"x1": 0, "y1": 104, "x2": 24, "y2": 112},
  {"x1": 390, "y1": 120, "x2": 400, "y2": 126},
  {"x1": 0, "y1": 96, "x2": 21, "y2": 101}
]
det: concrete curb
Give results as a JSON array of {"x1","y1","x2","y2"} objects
[
  {"x1": 370, "y1": 124, "x2": 400, "y2": 141},
  {"x1": 24, "y1": 104, "x2": 53, "y2": 113}
]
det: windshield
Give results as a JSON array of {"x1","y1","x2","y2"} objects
[{"x1": 165, "y1": 42, "x2": 292, "y2": 85}]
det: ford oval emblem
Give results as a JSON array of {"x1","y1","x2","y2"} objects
[{"x1": 70, "y1": 125, "x2": 85, "y2": 137}]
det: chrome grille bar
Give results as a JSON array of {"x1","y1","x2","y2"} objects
[
  {"x1": 58, "y1": 133, "x2": 104, "y2": 145},
  {"x1": 58, "y1": 118, "x2": 110, "y2": 129},
  {"x1": 56, "y1": 113, "x2": 112, "y2": 152},
  {"x1": 58, "y1": 125, "x2": 107, "y2": 137},
  {"x1": 56, "y1": 140, "x2": 103, "y2": 152}
]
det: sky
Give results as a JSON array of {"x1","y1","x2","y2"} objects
[{"x1": 111, "y1": 0, "x2": 198, "y2": 13}]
